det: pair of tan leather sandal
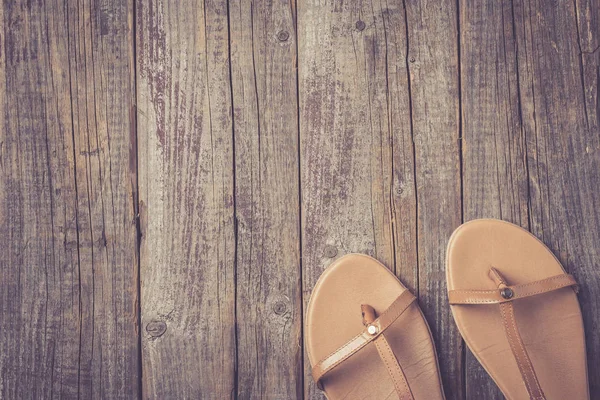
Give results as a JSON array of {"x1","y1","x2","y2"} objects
[{"x1": 306, "y1": 219, "x2": 589, "y2": 399}]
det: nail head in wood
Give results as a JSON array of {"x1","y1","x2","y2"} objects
[
  {"x1": 355, "y1": 20, "x2": 366, "y2": 31},
  {"x1": 277, "y1": 30, "x2": 290, "y2": 42}
]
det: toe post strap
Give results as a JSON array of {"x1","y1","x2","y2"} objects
[{"x1": 448, "y1": 269, "x2": 578, "y2": 305}]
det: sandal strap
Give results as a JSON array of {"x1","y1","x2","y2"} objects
[
  {"x1": 311, "y1": 289, "x2": 416, "y2": 395},
  {"x1": 499, "y1": 300, "x2": 546, "y2": 399},
  {"x1": 448, "y1": 271, "x2": 578, "y2": 305},
  {"x1": 449, "y1": 268, "x2": 579, "y2": 399},
  {"x1": 374, "y1": 334, "x2": 415, "y2": 399}
]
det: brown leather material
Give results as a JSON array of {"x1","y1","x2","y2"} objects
[
  {"x1": 374, "y1": 334, "x2": 414, "y2": 400},
  {"x1": 361, "y1": 304, "x2": 377, "y2": 326},
  {"x1": 493, "y1": 267, "x2": 546, "y2": 399},
  {"x1": 499, "y1": 301, "x2": 545, "y2": 399},
  {"x1": 364, "y1": 301, "x2": 414, "y2": 399},
  {"x1": 311, "y1": 289, "x2": 416, "y2": 390},
  {"x1": 446, "y1": 219, "x2": 590, "y2": 400},
  {"x1": 311, "y1": 331, "x2": 373, "y2": 390},
  {"x1": 306, "y1": 254, "x2": 445, "y2": 400},
  {"x1": 448, "y1": 273, "x2": 578, "y2": 304}
]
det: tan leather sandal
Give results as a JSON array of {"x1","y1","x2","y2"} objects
[
  {"x1": 306, "y1": 254, "x2": 446, "y2": 399},
  {"x1": 446, "y1": 219, "x2": 589, "y2": 400}
]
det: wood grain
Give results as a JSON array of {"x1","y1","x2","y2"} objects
[
  {"x1": 229, "y1": 0, "x2": 302, "y2": 398},
  {"x1": 459, "y1": 0, "x2": 529, "y2": 397},
  {"x1": 1, "y1": 1, "x2": 599, "y2": 398},
  {"x1": 0, "y1": 0, "x2": 139, "y2": 398},
  {"x1": 298, "y1": 0, "x2": 417, "y2": 397},
  {"x1": 575, "y1": 0, "x2": 600, "y2": 393},
  {"x1": 513, "y1": 0, "x2": 600, "y2": 394},
  {"x1": 404, "y1": 1, "x2": 463, "y2": 398},
  {"x1": 136, "y1": 0, "x2": 236, "y2": 397}
]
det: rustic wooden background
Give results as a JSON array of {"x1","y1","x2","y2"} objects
[{"x1": 1, "y1": 0, "x2": 599, "y2": 399}]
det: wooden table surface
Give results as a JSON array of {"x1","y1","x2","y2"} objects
[{"x1": 1, "y1": 0, "x2": 599, "y2": 399}]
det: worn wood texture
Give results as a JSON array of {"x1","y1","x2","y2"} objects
[
  {"x1": 229, "y1": 0, "x2": 302, "y2": 398},
  {"x1": 0, "y1": 0, "x2": 139, "y2": 398},
  {"x1": 513, "y1": 0, "x2": 600, "y2": 395},
  {"x1": 405, "y1": 1, "x2": 464, "y2": 398},
  {"x1": 460, "y1": 0, "x2": 529, "y2": 397},
  {"x1": 299, "y1": 0, "x2": 418, "y2": 397},
  {"x1": 461, "y1": 0, "x2": 600, "y2": 397},
  {"x1": 136, "y1": 0, "x2": 236, "y2": 398},
  {"x1": 576, "y1": 3, "x2": 600, "y2": 395},
  {"x1": 575, "y1": 1, "x2": 600, "y2": 391},
  {"x1": 2, "y1": 0, "x2": 600, "y2": 399}
]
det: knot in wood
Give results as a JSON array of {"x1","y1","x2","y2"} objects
[
  {"x1": 324, "y1": 245, "x2": 338, "y2": 258},
  {"x1": 273, "y1": 301, "x2": 287, "y2": 315},
  {"x1": 146, "y1": 321, "x2": 167, "y2": 338}
]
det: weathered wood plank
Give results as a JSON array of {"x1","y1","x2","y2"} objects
[
  {"x1": 575, "y1": 1, "x2": 600, "y2": 394},
  {"x1": 299, "y1": 0, "x2": 417, "y2": 397},
  {"x1": 136, "y1": 0, "x2": 236, "y2": 398},
  {"x1": 576, "y1": 0, "x2": 600, "y2": 138},
  {"x1": 404, "y1": 0, "x2": 463, "y2": 398},
  {"x1": 229, "y1": 0, "x2": 302, "y2": 398},
  {"x1": 513, "y1": 0, "x2": 600, "y2": 395},
  {"x1": 461, "y1": 0, "x2": 530, "y2": 227},
  {"x1": 459, "y1": 1, "x2": 529, "y2": 397},
  {"x1": 0, "y1": 0, "x2": 139, "y2": 398}
]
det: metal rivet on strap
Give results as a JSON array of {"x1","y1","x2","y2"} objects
[
  {"x1": 500, "y1": 287, "x2": 514, "y2": 299},
  {"x1": 367, "y1": 325, "x2": 378, "y2": 335}
]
